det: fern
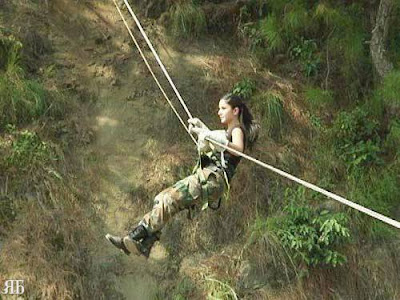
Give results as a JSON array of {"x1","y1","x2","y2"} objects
[{"x1": 259, "y1": 14, "x2": 284, "y2": 54}]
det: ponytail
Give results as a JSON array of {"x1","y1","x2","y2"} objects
[
  {"x1": 240, "y1": 103, "x2": 260, "y2": 149},
  {"x1": 221, "y1": 93, "x2": 260, "y2": 149}
]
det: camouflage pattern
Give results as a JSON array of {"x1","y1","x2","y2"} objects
[{"x1": 139, "y1": 168, "x2": 225, "y2": 233}]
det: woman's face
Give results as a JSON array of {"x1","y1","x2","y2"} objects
[{"x1": 218, "y1": 99, "x2": 239, "y2": 126}]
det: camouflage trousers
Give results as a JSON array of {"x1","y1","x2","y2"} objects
[{"x1": 139, "y1": 167, "x2": 226, "y2": 233}]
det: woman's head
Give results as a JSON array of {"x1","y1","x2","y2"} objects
[{"x1": 219, "y1": 93, "x2": 259, "y2": 148}]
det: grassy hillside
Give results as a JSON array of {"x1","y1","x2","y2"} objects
[{"x1": 1, "y1": 0, "x2": 399, "y2": 299}]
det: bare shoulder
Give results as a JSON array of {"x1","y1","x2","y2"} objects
[
  {"x1": 231, "y1": 127, "x2": 244, "y2": 141},
  {"x1": 232, "y1": 127, "x2": 244, "y2": 137}
]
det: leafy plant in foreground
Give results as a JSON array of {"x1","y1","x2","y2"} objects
[{"x1": 278, "y1": 188, "x2": 350, "y2": 267}]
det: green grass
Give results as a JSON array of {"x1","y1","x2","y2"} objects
[
  {"x1": 169, "y1": 1, "x2": 206, "y2": 39},
  {"x1": 380, "y1": 70, "x2": 400, "y2": 108},
  {"x1": 304, "y1": 87, "x2": 334, "y2": 110},
  {"x1": 0, "y1": 35, "x2": 67, "y2": 128},
  {"x1": 252, "y1": 91, "x2": 284, "y2": 138},
  {"x1": 347, "y1": 169, "x2": 399, "y2": 240},
  {"x1": 384, "y1": 119, "x2": 400, "y2": 157},
  {"x1": 205, "y1": 277, "x2": 238, "y2": 300}
]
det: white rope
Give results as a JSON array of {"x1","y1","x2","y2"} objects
[
  {"x1": 122, "y1": 0, "x2": 194, "y2": 120},
  {"x1": 112, "y1": 0, "x2": 197, "y2": 145},
  {"x1": 206, "y1": 138, "x2": 400, "y2": 229},
  {"x1": 113, "y1": 2, "x2": 400, "y2": 230}
]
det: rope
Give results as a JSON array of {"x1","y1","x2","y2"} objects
[
  {"x1": 122, "y1": 0, "x2": 193, "y2": 120},
  {"x1": 112, "y1": 0, "x2": 197, "y2": 145},
  {"x1": 113, "y1": 2, "x2": 400, "y2": 230},
  {"x1": 206, "y1": 139, "x2": 400, "y2": 229}
]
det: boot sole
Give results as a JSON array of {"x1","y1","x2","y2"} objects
[
  {"x1": 105, "y1": 234, "x2": 131, "y2": 256},
  {"x1": 123, "y1": 236, "x2": 146, "y2": 257}
]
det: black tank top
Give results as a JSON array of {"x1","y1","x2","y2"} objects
[
  {"x1": 223, "y1": 126, "x2": 245, "y2": 181},
  {"x1": 200, "y1": 126, "x2": 245, "y2": 181}
]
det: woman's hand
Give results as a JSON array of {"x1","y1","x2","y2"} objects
[
  {"x1": 191, "y1": 127, "x2": 228, "y2": 153},
  {"x1": 190, "y1": 127, "x2": 212, "y2": 153},
  {"x1": 188, "y1": 118, "x2": 209, "y2": 131}
]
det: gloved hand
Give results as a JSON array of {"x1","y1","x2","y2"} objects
[
  {"x1": 205, "y1": 130, "x2": 229, "y2": 152},
  {"x1": 188, "y1": 118, "x2": 209, "y2": 134},
  {"x1": 190, "y1": 127, "x2": 212, "y2": 153}
]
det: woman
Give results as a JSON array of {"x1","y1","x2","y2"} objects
[{"x1": 106, "y1": 93, "x2": 259, "y2": 257}]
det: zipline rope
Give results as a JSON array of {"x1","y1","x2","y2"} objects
[
  {"x1": 112, "y1": 0, "x2": 197, "y2": 145},
  {"x1": 122, "y1": 0, "x2": 194, "y2": 120},
  {"x1": 113, "y1": 1, "x2": 400, "y2": 230},
  {"x1": 206, "y1": 139, "x2": 400, "y2": 229}
]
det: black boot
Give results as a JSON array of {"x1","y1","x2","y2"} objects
[
  {"x1": 105, "y1": 234, "x2": 131, "y2": 255},
  {"x1": 128, "y1": 224, "x2": 148, "y2": 241},
  {"x1": 122, "y1": 225, "x2": 150, "y2": 256},
  {"x1": 137, "y1": 234, "x2": 160, "y2": 258}
]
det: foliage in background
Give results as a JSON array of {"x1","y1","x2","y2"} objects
[
  {"x1": 378, "y1": 70, "x2": 400, "y2": 108},
  {"x1": 250, "y1": 187, "x2": 350, "y2": 269},
  {"x1": 252, "y1": 91, "x2": 284, "y2": 138},
  {"x1": 232, "y1": 77, "x2": 256, "y2": 99},
  {"x1": 204, "y1": 277, "x2": 238, "y2": 300},
  {"x1": 169, "y1": 1, "x2": 206, "y2": 39},
  {"x1": 330, "y1": 107, "x2": 382, "y2": 171},
  {"x1": 347, "y1": 169, "x2": 400, "y2": 241},
  {"x1": 387, "y1": 3, "x2": 400, "y2": 67},
  {"x1": 5, "y1": 126, "x2": 57, "y2": 171},
  {"x1": 290, "y1": 38, "x2": 320, "y2": 77},
  {"x1": 304, "y1": 87, "x2": 334, "y2": 110},
  {"x1": 238, "y1": 1, "x2": 371, "y2": 101},
  {"x1": 384, "y1": 119, "x2": 400, "y2": 158},
  {"x1": 0, "y1": 34, "x2": 65, "y2": 128}
]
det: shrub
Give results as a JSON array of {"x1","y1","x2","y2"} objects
[
  {"x1": 0, "y1": 34, "x2": 22, "y2": 72},
  {"x1": 252, "y1": 91, "x2": 284, "y2": 138},
  {"x1": 278, "y1": 187, "x2": 350, "y2": 267},
  {"x1": 169, "y1": 1, "x2": 206, "y2": 39},
  {"x1": 290, "y1": 38, "x2": 321, "y2": 77},
  {"x1": 5, "y1": 128, "x2": 56, "y2": 171},
  {"x1": 330, "y1": 107, "x2": 382, "y2": 171},
  {"x1": 250, "y1": 187, "x2": 351, "y2": 269},
  {"x1": 232, "y1": 77, "x2": 256, "y2": 99}
]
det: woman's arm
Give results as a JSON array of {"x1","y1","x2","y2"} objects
[{"x1": 227, "y1": 127, "x2": 244, "y2": 156}]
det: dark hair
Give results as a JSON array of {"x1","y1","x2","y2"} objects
[{"x1": 221, "y1": 93, "x2": 260, "y2": 149}]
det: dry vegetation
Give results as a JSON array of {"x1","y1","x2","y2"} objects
[{"x1": 1, "y1": 0, "x2": 400, "y2": 299}]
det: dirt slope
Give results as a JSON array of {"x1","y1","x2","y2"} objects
[
  {"x1": 11, "y1": 0, "x2": 279, "y2": 298},
  {"x1": 44, "y1": 1, "x2": 200, "y2": 298}
]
